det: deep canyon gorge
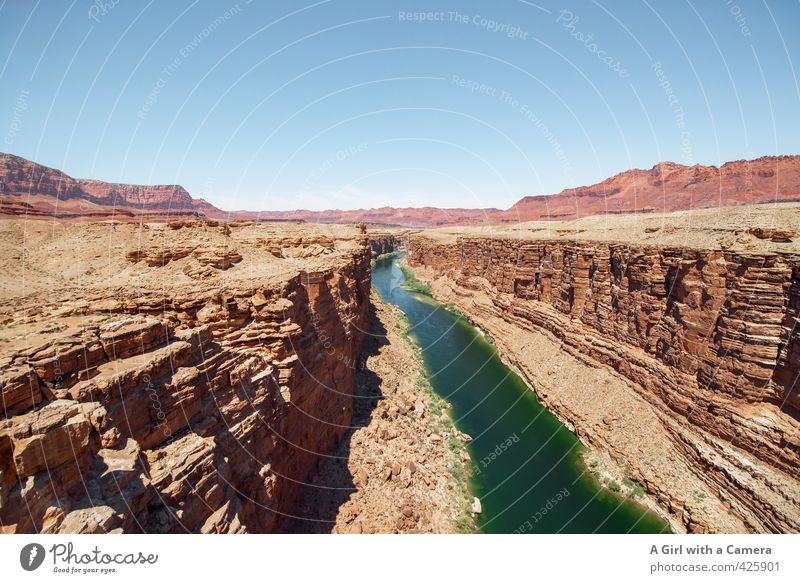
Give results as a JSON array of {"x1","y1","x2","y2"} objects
[
  {"x1": 0, "y1": 220, "x2": 474, "y2": 533},
  {"x1": 2, "y1": 204, "x2": 800, "y2": 533},
  {"x1": 0, "y1": 156, "x2": 798, "y2": 533}
]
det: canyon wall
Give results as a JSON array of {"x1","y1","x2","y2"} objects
[
  {"x1": 0, "y1": 221, "x2": 370, "y2": 533},
  {"x1": 407, "y1": 224, "x2": 800, "y2": 533},
  {"x1": 367, "y1": 230, "x2": 400, "y2": 258}
]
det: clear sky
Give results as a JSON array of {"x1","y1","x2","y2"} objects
[{"x1": 1, "y1": 0, "x2": 798, "y2": 211}]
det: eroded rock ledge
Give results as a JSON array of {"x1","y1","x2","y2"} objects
[
  {"x1": 0, "y1": 220, "x2": 371, "y2": 533},
  {"x1": 367, "y1": 230, "x2": 401, "y2": 258},
  {"x1": 406, "y1": 211, "x2": 800, "y2": 533}
]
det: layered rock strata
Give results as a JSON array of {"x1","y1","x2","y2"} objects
[
  {"x1": 0, "y1": 220, "x2": 370, "y2": 533},
  {"x1": 0, "y1": 153, "x2": 193, "y2": 209},
  {"x1": 406, "y1": 209, "x2": 800, "y2": 533},
  {"x1": 367, "y1": 230, "x2": 400, "y2": 258}
]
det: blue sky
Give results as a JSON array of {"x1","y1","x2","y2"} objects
[{"x1": 1, "y1": 0, "x2": 798, "y2": 211}]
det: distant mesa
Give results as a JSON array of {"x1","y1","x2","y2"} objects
[
  {"x1": 1, "y1": 151, "x2": 799, "y2": 226},
  {"x1": 504, "y1": 156, "x2": 800, "y2": 222},
  {"x1": 0, "y1": 152, "x2": 201, "y2": 221}
]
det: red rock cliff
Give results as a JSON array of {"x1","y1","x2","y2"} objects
[
  {"x1": 367, "y1": 230, "x2": 402, "y2": 258},
  {"x1": 0, "y1": 221, "x2": 371, "y2": 533},
  {"x1": 0, "y1": 153, "x2": 194, "y2": 210}
]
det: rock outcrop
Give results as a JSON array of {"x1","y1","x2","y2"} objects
[
  {"x1": 217, "y1": 155, "x2": 800, "y2": 225},
  {"x1": 79, "y1": 181, "x2": 193, "y2": 209},
  {"x1": 0, "y1": 220, "x2": 371, "y2": 533},
  {"x1": 406, "y1": 206, "x2": 800, "y2": 533}
]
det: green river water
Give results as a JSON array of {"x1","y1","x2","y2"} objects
[{"x1": 371, "y1": 254, "x2": 671, "y2": 534}]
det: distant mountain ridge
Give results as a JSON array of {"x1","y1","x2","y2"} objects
[
  {"x1": 504, "y1": 156, "x2": 800, "y2": 221},
  {"x1": 2, "y1": 152, "x2": 799, "y2": 225}
]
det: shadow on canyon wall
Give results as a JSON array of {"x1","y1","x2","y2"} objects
[{"x1": 283, "y1": 301, "x2": 387, "y2": 533}]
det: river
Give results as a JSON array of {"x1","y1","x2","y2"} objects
[{"x1": 371, "y1": 254, "x2": 671, "y2": 534}]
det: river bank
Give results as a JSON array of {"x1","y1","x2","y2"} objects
[
  {"x1": 374, "y1": 255, "x2": 671, "y2": 533},
  {"x1": 404, "y1": 258, "x2": 701, "y2": 533},
  {"x1": 409, "y1": 260, "x2": 683, "y2": 532},
  {"x1": 290, "y1": 296, "x2": 473, "y2": 533},
  {"x1": 406, "y1": 251, "x2": 794, "y2": 532}
]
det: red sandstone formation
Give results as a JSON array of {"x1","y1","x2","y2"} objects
[
  {"x1": 248, "y1": 207, "x2": 502, "y2": 227},
  {"x1": 0, "y1": 153, "x2": 206, "y2": 222},
  {"x1": 79, "y1": 181, "x2": 193, "y2": 208},
  {"x1": 238, "y1": 156, "x2": 800, "y2": 225},
  {"x1": 406, "y1": 206, "x2": 800, "y2": 533},
  {"x1": 503, "y1": 156, "x2": 800, "y2": 221},
  {"x1": 0, "y1": 153, "x2": 196, "y2": 214},
  {"x1": 0, "y1": 221, "x2": 372, "y2": 533}
]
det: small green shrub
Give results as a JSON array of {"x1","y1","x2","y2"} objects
[{"x1": 399, "y1": 265, "x2": 432, "y2": 296}]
